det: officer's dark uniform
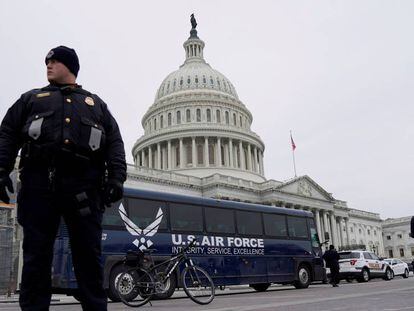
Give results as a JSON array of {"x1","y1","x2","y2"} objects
[
  {"x1": 0, "y1": 74, "x2": 126, "y2": 308},
  {"x1": 322, "y1": 245, "x2": 340, "y2": 287}
]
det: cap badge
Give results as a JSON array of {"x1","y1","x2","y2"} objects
[
  {"x1": 85, "y1": 96, "x2": 95, "y2": 106},
  {"x1": 46, "y1": 50, "x2": 54, "y2": 59}
]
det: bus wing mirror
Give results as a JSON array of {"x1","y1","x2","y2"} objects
[
  {"x1": 410, "y1": 216, "x2": 414, "y2": 238},
  {"x1": 324, "y1": 232, "x2": 330, "y2": 241}
]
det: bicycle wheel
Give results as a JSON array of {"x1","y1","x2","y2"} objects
[
  {"x1": 116, "y1": 267, "x2": 155, "y2": 307},
  {"x1": 182, "y1": 266, "x2": 215, "y2": 305}
]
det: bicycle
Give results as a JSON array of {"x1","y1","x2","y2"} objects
[{"x1": 116, "y1": 239, "x2": 215, "y2": 307}]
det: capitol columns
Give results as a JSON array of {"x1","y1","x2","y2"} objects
[
  {"x1": 330, "y1": 213, "x2": 339, "y2": 248},
  {"x1": 167, "y1": 140, "x2": 172, "y2": 170},
  {"x1": 157, "y1": 143, "x2": 161, "y2": 169},
  {"x1": 344, "y1": 217, "x2": 350, "y2": 246},
  {"x1": 247, "y1": 144, "x2": 252, "y2": 171},
  {"x1": 217, "y1": 137, "x2": 222, "y2": 167},
  {"x1": 253, "y1": 147, "x2": 258, "y2": 173},
  {"x1": 148, "y1": 146, "x2": 153, "y2": 169},
  {"x1": 229, "y1": 139, "x2": 234, "y2": 168},
  {"x1": 313, "y1": 208, "x2": 323, "y2": 242},
  {"x1": 141, "y1": 150, "x2": 145, "y2": 167},
  {"x1": 239, "y1": 141, "x2": 245, "y2": 169},
  {"x1": 179, "y1": 138, "x2": 184, "y2": 168},
  {"x1": 337, "y1": 216, "x2": 344, "y2": 248},
  {"x1": 192, "y1": 137, "x2": 196, "y2": 167},
  {"x1": 136, "y1": 153, "x2": 141, "y2": 167},
  {"x1": 204, "y1": 137, "x2": 209, "y2": 167},
  {"x1": 258, "y1": 150, "x2": 264, "y2": 175}
]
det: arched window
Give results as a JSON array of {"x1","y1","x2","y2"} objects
[
  {"x1": 239, "y1": 116, "x2": 242, "y2": 127},
  {"x1": 216, "y1": 110, "x2": 221, "y2": 123},
  {"x1": 196, "y1": 109, "x2": 201, "y2": 122},
  {"x1": 176, "y1": 111, "x2": 181, "y2": 124},
  {"x1": 225, "y1": 111, "x2": 229, "y2": 124},
  {"x1": 168, "y1": 113, "x2": 172, "y2": 126},
  {"x1": 154, "y1": 118, "x2": 157, "y2": 130},
  {"x1": 233, "y1": 113, "x2": 237, "y2": 126},
  {"x1": 160, "y1": 115, "x2": 164, "y2": 128},
  {"x1": 186, "y1": 109, "x2": 191, "y2": 122},
  {"x1": 206, "y1": 109, "x2": 211, "y2": 122}
]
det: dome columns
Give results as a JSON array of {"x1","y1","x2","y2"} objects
[{"x1": 134, "y1": 137, "x2": 265, "y2": 176}]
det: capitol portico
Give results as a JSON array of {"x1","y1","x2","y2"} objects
[{"x1": 128, "y1": 18, "x2": 385, "y2": 255}]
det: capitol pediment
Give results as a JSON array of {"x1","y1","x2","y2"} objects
[{"x1": 277, "y1": 175, "x2": 334, "y2": 201}]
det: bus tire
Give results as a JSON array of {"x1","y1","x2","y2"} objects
[
  {"x1": 250, "y1": 283, "x2": 270, "y2": 292},
  {"x1": 108, "y1": 264, "x2": 138, "y2": 302},
  {"x1": 293, "y1": 265, "x2": 311, "y2": 289},
  {"x1": 153, "y1": 271, "x2": 177, "y2": 299}
]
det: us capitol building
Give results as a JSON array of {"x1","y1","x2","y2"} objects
[{"x1": 125, "y1": 19, "x2": 385, "y2": 255}]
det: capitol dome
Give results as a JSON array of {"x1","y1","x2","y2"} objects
[{"x1": 132, "y1": 22, "x2": 266, "y2": 182}]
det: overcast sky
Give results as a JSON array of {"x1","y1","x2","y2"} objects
[{"x1": 1, "y1": 1, "x2": 413, "y2": 219}]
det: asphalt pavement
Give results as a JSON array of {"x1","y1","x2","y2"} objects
[{"x1": 1, "y1": 275, "x2": 413, "y2": 310}]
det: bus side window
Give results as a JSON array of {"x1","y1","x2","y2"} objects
[
  {"x1": 263, "y1": 214, "x2": 287, "y2": 237},
  {"x1": 308, "y1": 218, "x2": 320, "y2": 247},
  {"x1": 287, "y1": 216, "x2": 309, "y2": 239},
  {"x1": 205, "y1": 207, "x2": 235, "y2": 234},
  {"x1": 102, "y1": 200, "x2": 127, "y2": 227},
  {"x1": 170, "y1": 203, "x2": 203, "y2": 232},
  {"x1": 236, "y1": 211, "x2": 263, "y2": 236},
  {"x1": 127, "y1": 198, "x2": 168, "y2": 231}
]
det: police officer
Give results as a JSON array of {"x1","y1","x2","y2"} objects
[
  {"x1": 322, "y1": 245, "x2": 340, "y2": 287},
  {"x1": 0, "y1": 46, "x2": 126, "y2": 310}
]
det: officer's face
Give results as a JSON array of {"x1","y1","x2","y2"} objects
[{"x1": 46, "y1": 59, "x2": 76, "y2": 84}]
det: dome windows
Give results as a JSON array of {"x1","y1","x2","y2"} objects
[
  {"x1": 160, "y1": 115, "x2": 164, "y2": 128},
  {"x1": 196, "y1": 109, "x2": 201, "y2": 122},
  {"x1": 225, "y1": 111, "x2": 229, "y2": 124},
  {"x1": 233, "y1": 113, "x2": 237, "y2": 126},
  {"x1": 216, "y1": 110, "x2": 221, "y2": 123},
  {"x1": 195, "y1": 76, "x2": 199, "y2": 84},
  {"x1": 207, "y1": 109, "x2": 211, "y2": 122},
  {"x1": 176, "y1": 111, "x2": 181, "y2": 124},
  {"x1": 186, "y1": 109, "x2": 191, "y2": 122},
  {"x1": 168, "y1": 113, "x2": 172, "y2": 126},
  {"x1": 203, "y1": 76, "x2": 206, "y2": 84}
]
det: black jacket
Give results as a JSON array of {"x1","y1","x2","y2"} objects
[
  {"x1": 322, "y1": 249, "x2": 340, "y2": 269},
  {"x1": 0, "y1": 84, "x2": 126, "y2": 188}
]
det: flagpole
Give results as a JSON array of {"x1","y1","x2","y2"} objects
[{"x1": 290, "y1": 130, "x2": 297, "y2": 178}]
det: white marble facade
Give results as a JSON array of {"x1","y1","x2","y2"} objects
[
  {"x1": 382, "y1": 217, "x2": 414, "y2": 260},
  {"x1": 129, "y1": 24, "x2": 385, "y2": 256}
]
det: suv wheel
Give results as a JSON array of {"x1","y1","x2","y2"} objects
[
  {"x1": 403, "y1": 269, "x2": 409, "y2": 279},
  {"x1": 358, "y1": 268, "x2": 370, "y2": 282},
  {"x1": 384, "y1": 268, "x2": 393, "y2": 281}
]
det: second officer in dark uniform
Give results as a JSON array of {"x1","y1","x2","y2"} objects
[{"x1": 0, "y1": 46, "x2": 126, "y2": 310}]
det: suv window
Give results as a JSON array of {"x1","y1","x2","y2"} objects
[
  {"x1": 363, "y1": 252, "x2": 373, "y2": 260},
  {"x1": 370, "y1": 253, "x2": 379, "y2": 260},
  {"x1": 339, "y1": 252, "x2": 360, "y2": 259}
]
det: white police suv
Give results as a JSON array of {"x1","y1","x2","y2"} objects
[
  {"x1": 384, "y1": 258, "x2": 410, "y2": 278},
  {"x1": 338, "y1": 250, "x2": 393, "y2": 282}
]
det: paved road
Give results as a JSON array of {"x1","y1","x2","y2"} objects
[{"x1": 1, "y1": 277, "x2": 414, "y2": 310}]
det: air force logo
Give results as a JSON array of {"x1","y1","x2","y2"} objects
[{"x1": 118, "y1": 203, "x2": 163, "y2": 251}]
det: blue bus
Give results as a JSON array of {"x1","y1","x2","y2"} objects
[{"x1": 51, "y1": 187, "x2": 325, "y2": 301}]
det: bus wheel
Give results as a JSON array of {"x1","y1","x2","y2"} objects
[
  {"x1": 108, "y1": 264, "x2": 138, "y2": 302},
  {"x1": 293, "y1": 265, "x2": 311, "y2": 289},
  {"x1": 153, "y1": 271, "x2": 177, "y2": 299},
  {"x1": 250, "y1": 283, "x2": 270, "y2": 292}
]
